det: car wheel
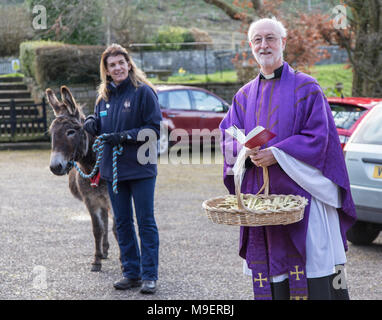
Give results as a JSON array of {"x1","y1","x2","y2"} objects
[
  {"x1": 346, "y1": 221, "x2": 380, "y2": 245},
  {"x1": 157, "y1": 129, "x2": 169, "y2": 155}
]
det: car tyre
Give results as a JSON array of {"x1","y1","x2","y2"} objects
[{"x1": 346, "y1": 221, "x2": 380, "y2": 245}]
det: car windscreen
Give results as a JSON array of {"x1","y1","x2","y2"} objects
[
  {"x1": 352, "y1": 106, "x2": 382, "y2": 145},
  {"x1": 330, "y1": 104, "x2": 367, "y2": 129},
  {"x1": 168, "y1": 90, "x2": 191, "y2": 110}
]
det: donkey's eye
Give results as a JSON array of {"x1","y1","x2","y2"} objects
[{"x1": 66, "y1": 129, "x2": 76, "y2": 137}]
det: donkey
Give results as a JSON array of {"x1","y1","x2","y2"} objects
[{"x1": 46, "y1": 85, "x2": 117, "y2": 272}]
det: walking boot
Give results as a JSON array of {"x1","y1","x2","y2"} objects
[
  {"x1": 140, "y1": 280, "x2": 157, "y2": 294},
  {"x1": 113, "y1": 277, "x2": 142, "y2": 290}
]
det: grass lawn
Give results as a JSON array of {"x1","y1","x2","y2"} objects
[
  {"x1": 309, "y1": 64, "x2": 353, "y2": 97},
  {"x1": 151, "y1": 63, "x2": 353, "y2": 97},
  {"x1": 0, "y1": 73, "x2": 24, "y2": 78}
]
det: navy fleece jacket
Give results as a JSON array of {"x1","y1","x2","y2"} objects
[{"x1": 94, "y1": 77, "x2": 162, "y2": 182}]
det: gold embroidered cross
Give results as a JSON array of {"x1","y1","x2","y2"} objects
[
  {"x1": 254, "y1": 273, "x2": 268, "y2": 288},
  {"x1": 290, "y1": 265, "x2": 304, "y2": 281},
  {"x1": 291, "y1": 295, "x2": 308, "y2": 300}
]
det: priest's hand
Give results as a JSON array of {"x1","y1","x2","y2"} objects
[
  {"x1": 249, "y1": 148, "x2": 277, "y2": 167},
  {"x1": 245, "y1": 146, "x2": 261, "y2": 158}
]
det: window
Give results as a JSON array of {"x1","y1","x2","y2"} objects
[
  {"x1": 330, "y1": 104, "x2": 367, "y2": 130},
  {"x1": 168, "y1": 90, "x2": 191, "y2": 110},
  {"x1": 158, "y1": 92, "x2": 168, "y2": 109},
  {"x1": 352, "y1": 106, "x2": 382, "y2": 145},
  {"x1": 191, "y1": 90, "x2": 223, "y2": 111}
]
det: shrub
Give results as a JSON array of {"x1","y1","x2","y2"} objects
[
  {"x1": 190, "y1": 28, "x2": 213, "y2": 49},
  {"x1": 33, "y1": 44, "x2": 105, "y2": 87},
  {"x1": 146, "y1": 26, "x2": 195, "y2": 51},
  {"x1": 19, "y1": 41, "x2": 63, "y2": 78}
]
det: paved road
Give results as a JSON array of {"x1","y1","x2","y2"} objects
[{"x1": 0, "y1": 149, "x2": 381, "y2": 300}]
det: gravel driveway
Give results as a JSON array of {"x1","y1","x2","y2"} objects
[{"x1": 0, "y1": 149, "x2": 381, "y2": 300}]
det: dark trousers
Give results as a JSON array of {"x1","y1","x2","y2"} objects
[
  {"x1": 271, "y1": 268, "x2": 350, "y2": 300},
  {"x1": 107, "y1": 177, "x2": 159, "y2": 281}
]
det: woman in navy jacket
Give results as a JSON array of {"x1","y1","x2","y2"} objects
[{"x1": 84, "y1": 43, "x2": 162, "y2": 294}]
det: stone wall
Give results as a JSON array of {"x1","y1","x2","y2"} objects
[
  {"x1": 131, "y1": 45, "x2": 348, "y2": 75},
  {"x1": 315, "y1": 46, "x2": 349, "y2": 65},
  {"x1": 178, "y1": 82, "x2": 242, "y2": 103},
  {"x1": 131, "y1": 49, "x2": 238, "y2": 75}
]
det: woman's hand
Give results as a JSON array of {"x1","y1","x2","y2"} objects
[
  {"x1": 248, "y1": 147, "x2": 277, "y2": 167},
  {"x1": 83, "y1": 115, "x2": 98, "y2": 136}
]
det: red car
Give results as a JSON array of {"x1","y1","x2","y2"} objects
[
  {"x1": 156, "y1": 85, "x2": 382, "y2": 154},
  {"x1": 157, "y1": 85, "x2": 229, "y2": 154},
  {"x1": 327, "y1": 97, "x2": 382, "y2": 149}
]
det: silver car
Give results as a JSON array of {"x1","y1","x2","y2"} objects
[{"x1": 344, "y1": 103, "x2": 382, "y2": 244}]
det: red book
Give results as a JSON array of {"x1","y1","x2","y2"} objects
[{"x1": 226, "y1": 125, "x2": 276, "y2": 149}]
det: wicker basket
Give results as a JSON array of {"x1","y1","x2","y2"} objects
[{"x1": 202, "y1": 166, "x2": 308, "y2": 226}]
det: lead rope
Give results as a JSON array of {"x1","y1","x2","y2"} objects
[{"x1": 69, "y1": 133, "x2": 123, "y2": 194}]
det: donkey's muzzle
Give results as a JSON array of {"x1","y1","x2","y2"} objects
[
  {"x1": 50, "y1": 163, "x2": 67, "y2": 176},
  {"x1": 50, "y1": 151, "x2": 71, "y2": 176}
]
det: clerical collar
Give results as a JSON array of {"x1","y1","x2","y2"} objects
[{"x1": 260, "y1": 65, "x2": 283, "y2": 80}]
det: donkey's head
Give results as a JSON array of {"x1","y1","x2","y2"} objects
[{"x1": 46, "y1": 86, "x2": 88, "y2": 175}]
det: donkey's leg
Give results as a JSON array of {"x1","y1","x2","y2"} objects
[
  {"x1": 101, "y1": 208, "x2": 109, "y2": 259},
  {"x1": 87, "y1": 206, "x2": 105, "y2": 272}
]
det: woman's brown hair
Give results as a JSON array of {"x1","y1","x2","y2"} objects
[{"x1": 96, "y1": 43, "x2": 155, "y2": 104}]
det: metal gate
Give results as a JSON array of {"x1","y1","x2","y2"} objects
[{"x1": 0, "y1": 98, "x2": 48, "y2": 142}]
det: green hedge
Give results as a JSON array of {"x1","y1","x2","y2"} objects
[
  {"x1": 20, "y1": 41, "x2": 63, "y2": 79},
  {"x1": 20, "y1": 41, "x2": 105, "y2": 87},
  {"x1": 146, "y1": 26, "x2": 195, "y2": 51}
]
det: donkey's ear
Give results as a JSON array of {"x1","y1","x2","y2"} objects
[
  {"x1": 60, "y1": 86, "x2": 79, "y2": 117},
  {"x1": 45, "y1": 88, "x2": 64, "y2": 116}
]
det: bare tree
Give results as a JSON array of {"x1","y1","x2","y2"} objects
[
  {"x1": 204, "y1": 0, "x2": 382, "y2": 97},
  {"x1": 27, "y1": 0, "x2": 103, "y2": 45},
  {"x1": 102, "y1": 0, "x2": 150, "y2": 47},
  {"x1": 202, "y1": 0, "x2": 261, "y2": 23},
  {"x1": 320, "y1": 0, "x2": 382, "y2": 97},
  {"x1": 203, "y1": 0, "x2": 330, "y2": 70}
]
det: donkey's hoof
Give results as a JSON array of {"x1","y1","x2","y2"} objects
[
  {"x1": 91, "y1": 264, "x2": 102, "y2": 272},
  {"x1": 102, "y1": 253, "x2": 108, "y2": 259}
]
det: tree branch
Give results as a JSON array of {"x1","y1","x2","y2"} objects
[
  {"x1": 202, "y1": 0, "x2": 254, "y2": 24},
  {"x1": 251, "y1": 0, "x2": 263, "y2": 11}
]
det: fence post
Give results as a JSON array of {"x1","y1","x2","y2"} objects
[
  {"x1": 140, "y1": 48, "x2": 144, "y2": 72},
  {"x1": 10, "y1": 99, "x2": 16, "y2": 141}
]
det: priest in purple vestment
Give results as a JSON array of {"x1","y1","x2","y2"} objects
[{"x1": 219, "y1": 17, "x2": 356, "y2": 300}]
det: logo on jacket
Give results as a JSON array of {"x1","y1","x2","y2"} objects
[{"x1": 124, "y1": 100, "x2": 131, "y2": 109}]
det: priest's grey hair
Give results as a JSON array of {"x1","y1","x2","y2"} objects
[{"x1": 248, "y1": 17, "x2": 288, "y2": 42}]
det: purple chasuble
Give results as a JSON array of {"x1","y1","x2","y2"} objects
[{"x1": 219, "y1": 62, "x2": 356, "y2": 300}]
